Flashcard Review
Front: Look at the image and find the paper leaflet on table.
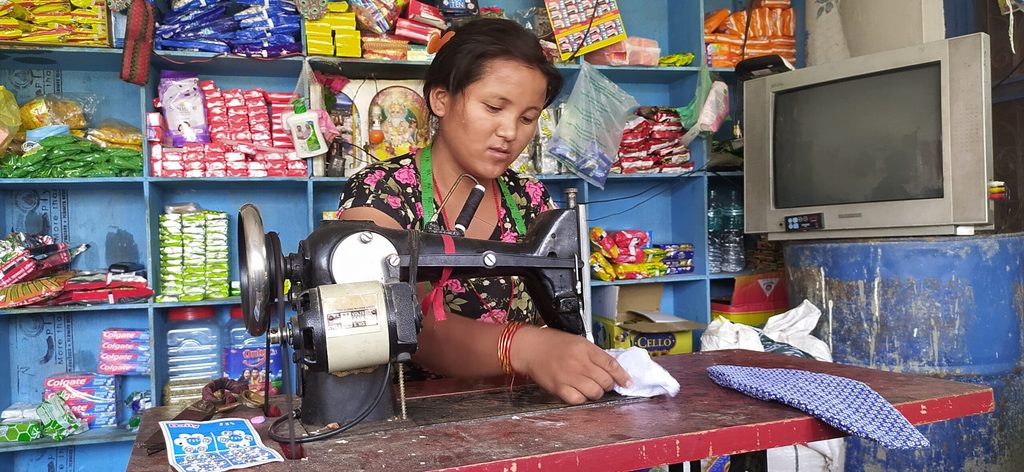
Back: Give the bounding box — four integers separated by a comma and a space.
159, 418, 282, 472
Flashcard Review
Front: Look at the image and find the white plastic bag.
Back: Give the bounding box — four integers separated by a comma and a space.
549, 63, 638, 188
701, 299, 844, 472
680, 80, 729, 146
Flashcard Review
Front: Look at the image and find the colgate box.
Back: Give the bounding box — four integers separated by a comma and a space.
98, 362, 151, 376
100, 339, 150, 353
56, 399, 118, 416
44, 373, 116, 391
77, 413, 119, 428
98, 350, 151, 364
102, 328, 150, 343
44, 387, 116, 403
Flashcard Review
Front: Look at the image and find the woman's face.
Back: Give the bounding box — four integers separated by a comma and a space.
431, 58, 547, 179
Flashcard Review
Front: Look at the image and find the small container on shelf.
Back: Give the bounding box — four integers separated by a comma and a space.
711, 271, 788, 326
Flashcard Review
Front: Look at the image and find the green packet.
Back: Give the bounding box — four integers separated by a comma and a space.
0, 420, 42, 442
36, 392, 88, 441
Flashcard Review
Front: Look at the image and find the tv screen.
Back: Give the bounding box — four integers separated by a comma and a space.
772, 63, 943, 209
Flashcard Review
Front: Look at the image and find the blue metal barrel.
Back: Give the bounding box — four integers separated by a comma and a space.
784, 233, 1024, 471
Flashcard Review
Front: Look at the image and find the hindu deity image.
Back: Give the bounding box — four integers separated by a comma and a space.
367, 86, 430, 160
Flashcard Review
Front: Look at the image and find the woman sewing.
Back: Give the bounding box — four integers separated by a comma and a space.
337, 18, 632, 405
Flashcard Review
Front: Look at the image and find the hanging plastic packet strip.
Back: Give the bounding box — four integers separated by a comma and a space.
234, 4, 296, 22
229, 33, 295, 47
238, 12, 300, 29
171, 0, 217, 13
174, 17, 238, 38
231, 42, 301, 57
157, 38, 231, 54
233, 23, 300, 38
158, 3, 227, 37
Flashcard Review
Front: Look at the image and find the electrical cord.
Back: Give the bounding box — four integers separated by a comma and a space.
267, 363, 393, 444
565, 0, 603, 62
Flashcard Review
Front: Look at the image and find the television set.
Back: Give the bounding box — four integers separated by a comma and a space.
744, 33, 993, 241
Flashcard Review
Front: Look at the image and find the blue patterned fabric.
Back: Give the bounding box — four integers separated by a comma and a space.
707, 365, 930, 450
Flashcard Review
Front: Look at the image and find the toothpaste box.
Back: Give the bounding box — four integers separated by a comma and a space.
64, 401, 118, 417
43, 373, 116, 391
99, 340, 151, 353
98, 362, 151, 376
44, 386, 116, 402
101, 328, 151, 343
98, 351, 151, 364
78, 413, 119, 428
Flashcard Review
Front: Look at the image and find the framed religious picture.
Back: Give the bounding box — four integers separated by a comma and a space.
367, 86, 431, 161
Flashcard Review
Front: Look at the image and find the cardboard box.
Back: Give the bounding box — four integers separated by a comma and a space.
591, 284, 704, 356
711, 271, 788, 326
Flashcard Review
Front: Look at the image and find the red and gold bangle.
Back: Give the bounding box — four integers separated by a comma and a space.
498, 322, 526, 375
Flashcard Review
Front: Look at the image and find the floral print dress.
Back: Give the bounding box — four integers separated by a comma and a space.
338, 155, 557, 326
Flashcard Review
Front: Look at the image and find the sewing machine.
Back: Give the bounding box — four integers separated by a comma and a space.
236, 188, 591, 445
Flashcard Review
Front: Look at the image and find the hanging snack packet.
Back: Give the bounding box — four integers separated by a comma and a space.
158, 71, 210, 146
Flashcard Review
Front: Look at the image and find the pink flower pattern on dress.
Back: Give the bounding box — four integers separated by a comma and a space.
394, 165, 417, 186
364, 170, 385, 189
387, 195, 402, 209
479, 309, 508, 324
525, 180, 544, 205
445, 279, 466, 293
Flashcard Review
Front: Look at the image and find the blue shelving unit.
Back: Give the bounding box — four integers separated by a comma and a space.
0, 1, 802, 470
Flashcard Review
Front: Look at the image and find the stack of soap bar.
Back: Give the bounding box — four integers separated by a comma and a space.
204, 211, 230, 299
157, 214, 184, 302
304, 3, 360, 57
181, 212, 207, 302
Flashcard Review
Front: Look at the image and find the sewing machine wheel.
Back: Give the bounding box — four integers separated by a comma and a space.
238, 203, 283, 337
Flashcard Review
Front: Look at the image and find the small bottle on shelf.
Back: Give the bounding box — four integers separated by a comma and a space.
720, 189, 746, 273
707, 188, 723, 274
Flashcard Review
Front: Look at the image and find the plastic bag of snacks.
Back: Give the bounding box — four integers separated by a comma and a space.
36, 392, 88, 441
350, 0, 406, 34
590, 252, 616, 282
549, 63, 638, 188
0, 135, 143, 178
158, 71, 210, 147
19, 95, 96, 130
85, 119, 143, 150
0, 271, 76, 309
589, 227, 619, 260
0, 86, 21, 154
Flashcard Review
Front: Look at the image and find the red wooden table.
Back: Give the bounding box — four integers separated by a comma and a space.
127, 350, 994, 471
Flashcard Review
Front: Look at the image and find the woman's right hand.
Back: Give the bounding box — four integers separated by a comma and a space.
510, 326, 633, 405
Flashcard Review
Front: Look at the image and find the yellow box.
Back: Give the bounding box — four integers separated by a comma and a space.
323, 13, 357, 29
306, 31, 332, 41
304, 21, 333, 35
593, 317, 694, 355
710, 309, 777, 327
327, 1, 349, 13
591, 284, 705, 356
335, 42, 361, 58
306, 39, 335, 56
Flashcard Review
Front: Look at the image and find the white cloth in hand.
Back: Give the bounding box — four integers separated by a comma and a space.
607, 347, 680, 398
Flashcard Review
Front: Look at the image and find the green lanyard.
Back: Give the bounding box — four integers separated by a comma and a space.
419, 146, 527, 235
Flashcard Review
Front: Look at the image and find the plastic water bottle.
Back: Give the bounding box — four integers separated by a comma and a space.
707, 189, 723, 274
720, 189, 746, 273
223, 306, 282, 395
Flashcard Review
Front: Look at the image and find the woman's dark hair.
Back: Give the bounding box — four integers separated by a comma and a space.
423, 17, 562, 115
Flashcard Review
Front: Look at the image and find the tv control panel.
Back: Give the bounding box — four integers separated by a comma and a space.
784, 213, 824, 231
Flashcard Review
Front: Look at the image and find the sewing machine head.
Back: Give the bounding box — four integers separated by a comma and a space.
237, 189, 590, 431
